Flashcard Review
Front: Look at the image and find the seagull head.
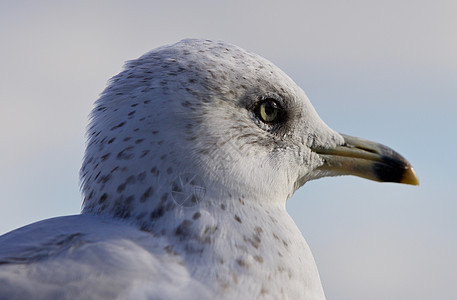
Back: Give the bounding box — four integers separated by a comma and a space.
80, 39, 418, 220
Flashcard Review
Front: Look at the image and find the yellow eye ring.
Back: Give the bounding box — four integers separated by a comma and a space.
259, 100, 279, 123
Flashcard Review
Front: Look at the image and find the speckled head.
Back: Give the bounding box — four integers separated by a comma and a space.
80, 39, 342, 222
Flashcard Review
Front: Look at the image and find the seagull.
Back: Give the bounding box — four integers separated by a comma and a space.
0, 39, 418, 299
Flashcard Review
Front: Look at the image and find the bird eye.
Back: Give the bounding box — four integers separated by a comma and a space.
256, 98, 284, 124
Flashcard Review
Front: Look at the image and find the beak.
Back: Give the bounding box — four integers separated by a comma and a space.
311, 134, 419, 185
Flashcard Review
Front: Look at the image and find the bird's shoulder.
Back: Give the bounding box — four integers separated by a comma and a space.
0, 214, 212, 299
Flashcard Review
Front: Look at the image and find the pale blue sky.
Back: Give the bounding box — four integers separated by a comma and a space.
1, 1, 456, 299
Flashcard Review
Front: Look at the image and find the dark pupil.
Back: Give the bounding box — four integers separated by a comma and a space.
264, 102, 275, 116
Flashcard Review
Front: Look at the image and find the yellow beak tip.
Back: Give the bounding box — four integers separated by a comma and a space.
400, 168, 420, 186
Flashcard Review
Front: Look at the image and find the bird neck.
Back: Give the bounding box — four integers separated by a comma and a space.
150, 198, 323, 298
82, 175, 324, 297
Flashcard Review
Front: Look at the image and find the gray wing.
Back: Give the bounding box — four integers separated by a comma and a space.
0, 215, 212, 299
